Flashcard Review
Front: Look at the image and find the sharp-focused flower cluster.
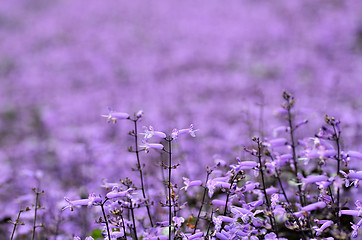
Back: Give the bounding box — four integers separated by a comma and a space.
59, 93, 362, 240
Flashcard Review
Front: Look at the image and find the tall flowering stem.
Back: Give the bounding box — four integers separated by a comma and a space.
100, 199, 111, 240
31, 188, 44, 240
254, 137, 278, 237
193, 168, 212, 234
129, 200, 138, 240
268, 154, 307, 240
10, 206, 27, 240
131, 116, 153, 227
283, 91, 305, 206
166, 137, 173, 240
326, 115, 342, 229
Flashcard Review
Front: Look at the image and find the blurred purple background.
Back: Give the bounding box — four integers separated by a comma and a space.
1, 0, 362, 238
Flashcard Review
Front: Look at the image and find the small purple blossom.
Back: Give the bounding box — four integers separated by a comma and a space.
101, 108, 130, 123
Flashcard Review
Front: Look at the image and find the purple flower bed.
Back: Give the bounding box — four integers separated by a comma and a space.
1, 1, 362, 239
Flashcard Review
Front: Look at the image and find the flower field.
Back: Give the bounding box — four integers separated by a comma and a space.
1, 1, 362, 239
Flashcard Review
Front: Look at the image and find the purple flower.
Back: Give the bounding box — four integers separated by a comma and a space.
63, 193, 102, 211
264, 232, 287, 240
313, 220, 333, 236
141, 126, 167, 139
101, 108, 130, 123
106, 187, 133, 199
351, 219, 362, 238
171, 124, 198, 139
139, 140, 164, 153
172, 216, 184, 229
267, 138, 287, 148
347, 151, 362, 160
181, 177, 202, 191
301, 201, 326, 212
232, 159, 257, 171
206, 177, 231, 198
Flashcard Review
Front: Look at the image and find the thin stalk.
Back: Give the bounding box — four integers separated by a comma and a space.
10, 208, 23, 240
167, 139, 172, 240
287, 106, 305, 207
256, 139, 278, 237
219, 174, 238, 232
133, 119, 153, 227
273, 161, 307, 240
222, 175, 237, 217
193, 170, 211, 233
54, 211, 62, 240
129, 201, 138, 240
205, 209, 215, 239
120, 213, 127, 240
100, 199, 111, 240
332, 123, 341, 228
32, 190, 40, 240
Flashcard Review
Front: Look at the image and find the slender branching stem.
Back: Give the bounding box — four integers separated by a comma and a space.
286, 106, 305, 207
132, 118, 153, 227
256, 138, 278, 237
205, 209, 215, 239
120, 213, 127, 239
193, 169, 211, 233
10, 207, 24, 240
129, 200, 138, 240
332, 123, 341, 228
32, 189, 41, 240
222, 174, 238, 217
167, 138, 173, 240
100, 199, 111, 240
272, 158, 307, 240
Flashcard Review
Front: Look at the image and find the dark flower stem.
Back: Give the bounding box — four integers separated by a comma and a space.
271, 157, 306, 240
132, 118, 153, 227
166, 138, 173, 240
120, 213, 127, 239
193, 169, 211, 234
332, 123, 341, 229
205, 209, 215, 238
286, 106, 305, 207
100, 199, 111, 240
129, 200, 138, 240
256, 138, 278, 237
10, 207, 24, 240
32, 189, 41, 240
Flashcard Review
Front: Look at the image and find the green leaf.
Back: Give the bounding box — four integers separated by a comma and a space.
90, 229, 103, 239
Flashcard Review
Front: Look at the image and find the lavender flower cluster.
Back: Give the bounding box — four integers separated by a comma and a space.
46, 92, 360, 240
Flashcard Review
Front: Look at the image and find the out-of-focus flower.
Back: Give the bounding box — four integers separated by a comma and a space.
173, 216, 184, 229
181, 177, 202, 191
301, 201, 326, 212
101, 108, 130, 123
141, 126, 167, 139
139, 140, 164, 153
312, 220, 333, 236
106, 187, 134, 199
136, 110, 144, 119
351, 219, 362, 238
171, 124, 198, 140
63, 193, 101, 211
